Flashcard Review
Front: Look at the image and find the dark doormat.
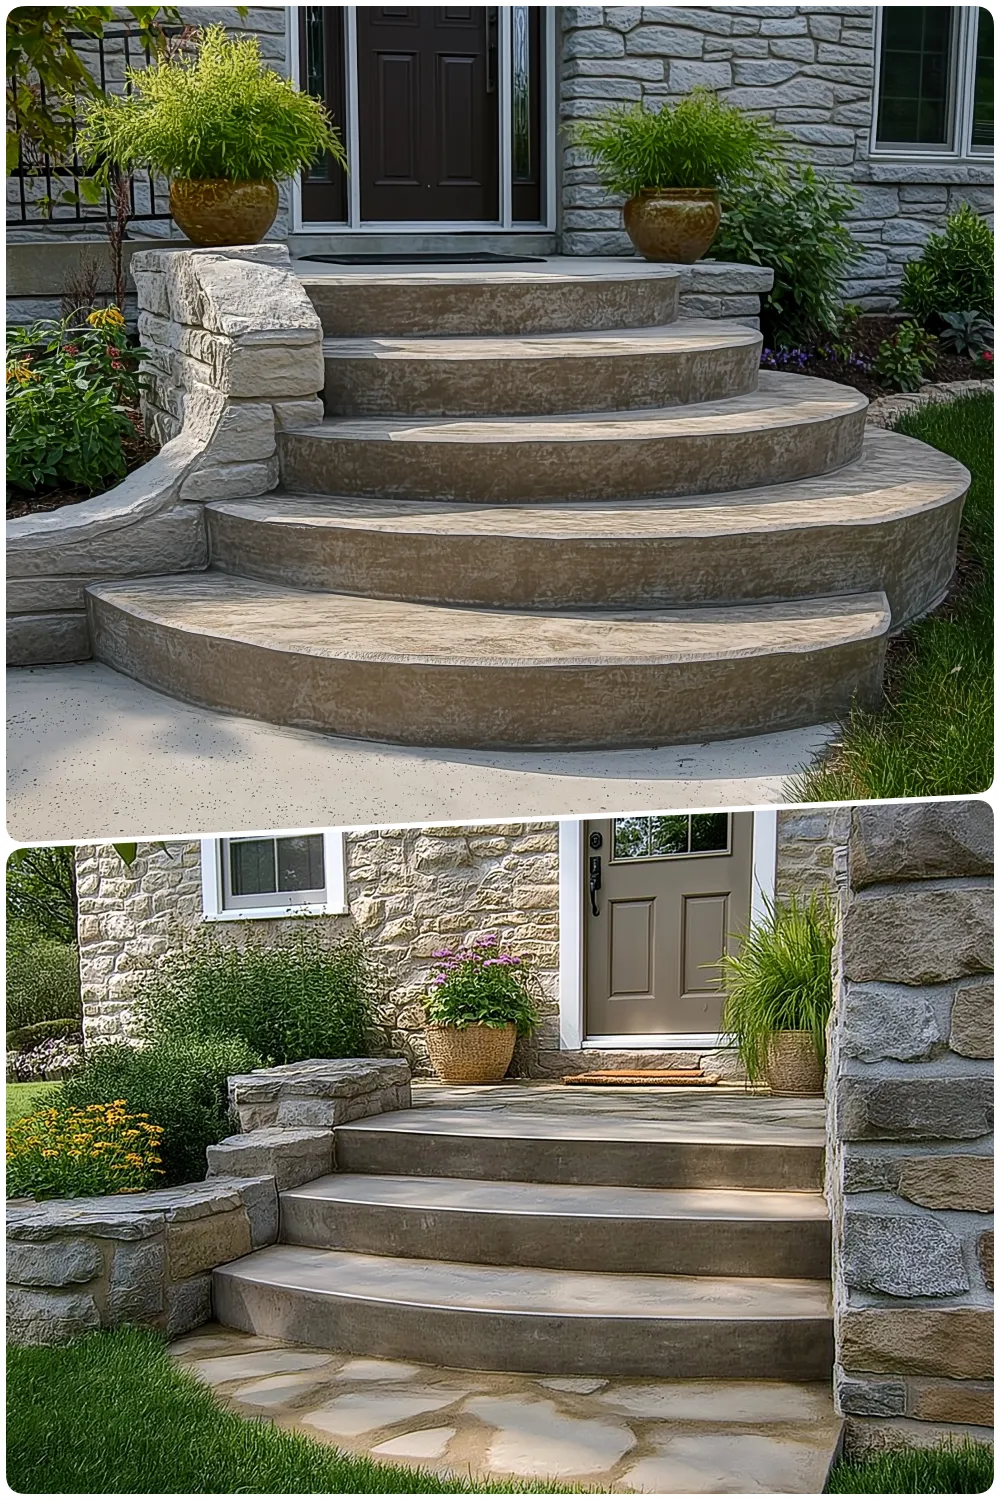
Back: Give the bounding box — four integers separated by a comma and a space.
298, 252, 548, 266
563, 1069, 722, 1087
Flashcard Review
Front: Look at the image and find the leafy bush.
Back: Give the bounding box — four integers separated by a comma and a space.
424, 935, 541, 1034
712, 165, 859, 345
60, 1035, 259, 1186
6, 307, 144, 495
937, 309, 994, 356
567, 89, 784, 196
137, 926, 378, 1066
7, 1100, 165, 1200
873, 320, 938, 392
720, 895, 835, 1085
5, 924, 81, 1032
79, 25, 346, 183
7, 1019, 81, 1051
900, 204, 994, 324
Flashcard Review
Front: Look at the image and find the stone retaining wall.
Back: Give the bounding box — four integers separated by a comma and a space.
827, 800, 994, 1454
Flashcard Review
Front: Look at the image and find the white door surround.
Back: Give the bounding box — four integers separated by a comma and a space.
557, 812, 778, 1052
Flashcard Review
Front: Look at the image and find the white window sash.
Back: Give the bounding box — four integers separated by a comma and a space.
201, 830, 347, 922
871, 5, 992, 161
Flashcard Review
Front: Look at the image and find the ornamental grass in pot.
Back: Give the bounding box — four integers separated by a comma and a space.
423, 935, 541, 1085
79, 26, 346, 247
720, 893, 835, 1096
569, 89, 784, 263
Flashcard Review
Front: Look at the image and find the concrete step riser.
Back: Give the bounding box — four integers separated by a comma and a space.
205, 495, 962, 624
334, 1131, 825, 1191
302, 278, 680, 337
278, 410, 867, 503
322, 341, 762, 418
86, 593, 886, 749
212, 1271, 834, 1380
279, 1197, 833, 1278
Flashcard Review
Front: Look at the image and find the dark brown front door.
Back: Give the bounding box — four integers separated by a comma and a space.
585, 813, 753, 1038
356, 7, 499, 222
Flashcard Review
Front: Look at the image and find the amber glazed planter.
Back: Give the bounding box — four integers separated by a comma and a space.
623, 188, 721, 264
169, 178, 279, 247
425, 1024, 517, 1085
765, 1031, 824, 1096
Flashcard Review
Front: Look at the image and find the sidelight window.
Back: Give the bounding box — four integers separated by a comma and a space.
874, 7, 993, 156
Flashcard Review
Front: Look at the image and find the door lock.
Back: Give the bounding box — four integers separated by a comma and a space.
588, 854, 602, 917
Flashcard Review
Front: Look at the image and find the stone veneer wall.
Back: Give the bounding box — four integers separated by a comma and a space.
560, 6, 993, 308
827, 800, 993, 1455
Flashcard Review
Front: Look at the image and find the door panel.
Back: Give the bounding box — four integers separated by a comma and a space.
584, 813, 753, 1038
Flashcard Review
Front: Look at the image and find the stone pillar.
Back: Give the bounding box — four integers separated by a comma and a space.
828, 801, 993, 1454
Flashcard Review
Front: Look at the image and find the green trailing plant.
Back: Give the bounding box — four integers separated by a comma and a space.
899, 204, 994, 324
5, 924, 82, 1032
937, 309, 994, 357
567, 89, 785, 196
424, 935, 541, 1034
720, 894, 835, 1085
137, 925, 379, 1065
873, 320, 938, 393
59, 1034, 260, 1185
78, 25, 347, 183
712, 165, 860, 345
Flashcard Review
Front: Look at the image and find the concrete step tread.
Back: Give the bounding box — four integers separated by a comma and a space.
295, 256, 682, 289
339, 1107, 826, 1149
86, 576, 890, 666
211, 429, 967, 540
288, 372, 865, 443
283, 1173, 830, 1222
219, 1244, 832, 1320
322, 319, 760, 362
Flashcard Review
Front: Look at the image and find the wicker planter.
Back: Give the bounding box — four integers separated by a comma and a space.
623, 188, 721, 263
765, 1031, 824, 1096
169, 178, 279, 247
424, 1024, 517, 1085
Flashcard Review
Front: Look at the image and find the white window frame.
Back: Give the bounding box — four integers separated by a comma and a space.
287, 5, 558, 233
201, 829, 347, 922
871, 5, 993, 161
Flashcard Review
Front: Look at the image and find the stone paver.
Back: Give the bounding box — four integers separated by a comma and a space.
170, 1325, 842, 1493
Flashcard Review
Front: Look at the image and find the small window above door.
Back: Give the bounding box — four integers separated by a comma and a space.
611, 813, 731, 862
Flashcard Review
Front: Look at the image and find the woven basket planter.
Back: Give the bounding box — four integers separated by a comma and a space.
424, 1024, 517, 1085
765, 1031, 824, 1096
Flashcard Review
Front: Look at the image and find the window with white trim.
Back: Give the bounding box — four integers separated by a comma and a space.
873, 6, 993, 157
200, 830, 347, 920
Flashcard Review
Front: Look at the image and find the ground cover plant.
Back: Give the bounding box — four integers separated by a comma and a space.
7, 1328, 568, 1495
795, 391, 993, 800
826, 1436, 993, 1494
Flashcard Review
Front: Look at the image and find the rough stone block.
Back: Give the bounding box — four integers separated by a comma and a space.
108, 1237, 166, 1321
179, 456, 279, 502
851, 803, 993, 887
909, 1379, 994, 1427
836, 1373, 906, 1417
841, 982, 942, 1062
843, 1152, 900, 1194
206, 1128, 333, 1192
977, 1230, 993, 1290
8, 1286, 102, 1345
842, 887, 993, 985
837, 1075, 993, 1142
166, 1207, 251, 1281
272, 397, 325, 430
236, 1176, 280, 1249
949, 979, 994, 1059
227, 338, 326, 400
202, 402, 276, 465
840, 1308, 993, 1379
166, 1273, 212, 1338
898, 1154, 993, 1213
667, 59, 731, 89
5, 1237, 103, 1288
626, 25, 703, 57
843, 1211, 969, 1297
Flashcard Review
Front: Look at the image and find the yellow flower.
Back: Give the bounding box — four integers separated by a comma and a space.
6, 359, 37, 385
86, 305, 126, 331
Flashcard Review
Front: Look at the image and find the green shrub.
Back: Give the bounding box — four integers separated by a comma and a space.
6, 307, 143, 495
720, 895, 835, 1085
60, 1035, 260, 1186
712, 165, 859, 345
6, 1018, 81, 1051
424, 936, 541, 1034
79, 25, 346, 183
7, 1100, 165, 1200
137, 925, 379, 1066
900, 204, 994, 324
567, 89, 784, 196
5, 923, 81, 1031
938, 308, 994, 356
873, 320, 938, 392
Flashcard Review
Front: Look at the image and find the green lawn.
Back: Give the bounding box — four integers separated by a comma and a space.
7, 1328, 568, 1494
826, 1437, 993, 1494
794, 391, 993, 801
5, 1081, 59, 1125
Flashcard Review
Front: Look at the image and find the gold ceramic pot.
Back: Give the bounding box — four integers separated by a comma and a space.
424, 1024, 517, 1085
623, 188, 721, 264
764, 1031, 824, 1096
169, 178, 279, 247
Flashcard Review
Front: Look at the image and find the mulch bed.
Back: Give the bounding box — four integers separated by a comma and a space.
6, 416, 158, 520
765, 313, 992, 400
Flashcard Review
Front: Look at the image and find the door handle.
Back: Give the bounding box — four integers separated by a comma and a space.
486, 7, 498, 94
589, 855, 602, 917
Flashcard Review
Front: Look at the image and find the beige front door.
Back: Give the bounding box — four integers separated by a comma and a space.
584, 812, 753, 1039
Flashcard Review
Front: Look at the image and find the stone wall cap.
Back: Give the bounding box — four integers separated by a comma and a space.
6, 1175, 274, 1238
229, 1057, 411, 1102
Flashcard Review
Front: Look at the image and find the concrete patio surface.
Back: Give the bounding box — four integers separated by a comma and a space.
170, 1324, 843, 1493
6, 661, 834, 841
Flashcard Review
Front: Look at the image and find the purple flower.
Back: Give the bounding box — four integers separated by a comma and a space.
431, 947, 454, 959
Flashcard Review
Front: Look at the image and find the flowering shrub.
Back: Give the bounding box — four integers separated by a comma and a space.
761, 345, 871, 376
424, 935, 541, 1034
7, 1034, 84, 1084
873, 321, 938, 393
7, 1100, 165, 1200
6, 306, 146, 496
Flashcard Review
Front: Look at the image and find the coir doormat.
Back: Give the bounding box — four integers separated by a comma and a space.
563, 1069, 721, 1087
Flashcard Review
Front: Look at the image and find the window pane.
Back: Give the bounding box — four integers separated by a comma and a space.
275, 835, 325, 893
650, 815, 689, 856
973, 8, 994, 149
877, 6, 955, 146
613, 817, 650, 860
690, 813, 730, 853
230, 839, 277, 896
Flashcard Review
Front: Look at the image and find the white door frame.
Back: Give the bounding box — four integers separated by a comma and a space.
288, 6, 558, 234
557, 812, 778, 1052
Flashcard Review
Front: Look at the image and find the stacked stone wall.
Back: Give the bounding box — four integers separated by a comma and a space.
827, 801, 993, 1454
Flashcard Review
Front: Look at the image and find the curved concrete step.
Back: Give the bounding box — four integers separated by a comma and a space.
280, 1173, 832, 1278
296, 257, 680, 337
322, 321, 763, 416
213, 1244, 834, 1378
334, 1110, 825, 1190
208, 429, 966, 625
86, 575, 888, 749
279, 373, 868, 502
